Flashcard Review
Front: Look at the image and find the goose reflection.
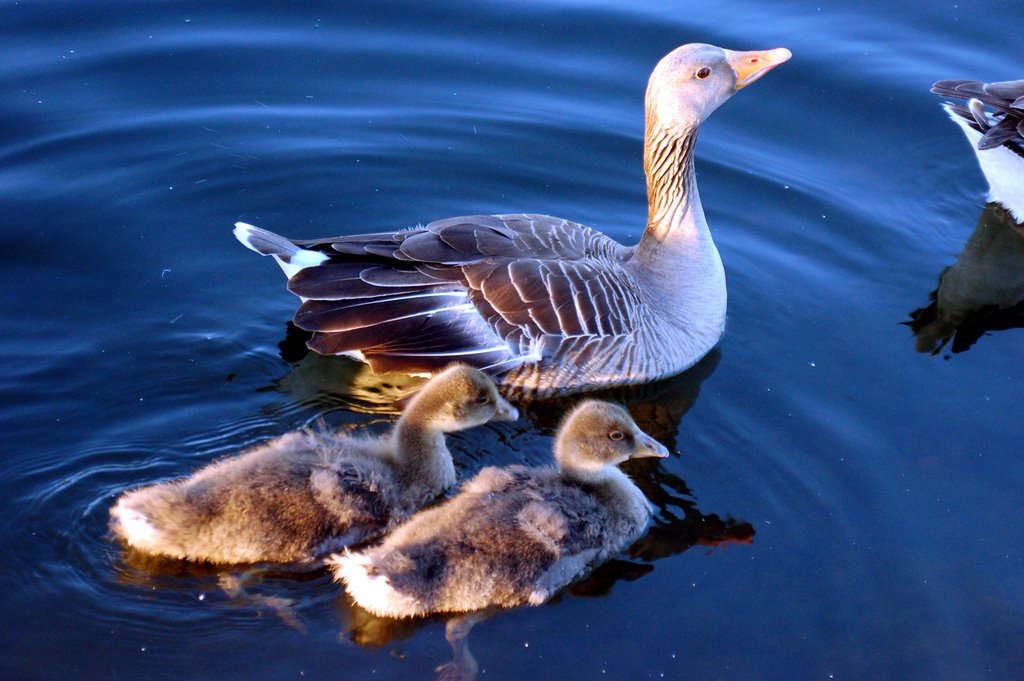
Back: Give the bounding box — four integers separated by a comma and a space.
907, 203, 1024, 355
909, 78, 1024, 355
273, 322, 426, 414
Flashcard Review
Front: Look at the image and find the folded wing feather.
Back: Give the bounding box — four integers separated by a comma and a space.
259, 214, 643, 376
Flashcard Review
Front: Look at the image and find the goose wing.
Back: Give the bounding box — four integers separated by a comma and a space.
933, 79, 1024, 151
252, 213, 643, 376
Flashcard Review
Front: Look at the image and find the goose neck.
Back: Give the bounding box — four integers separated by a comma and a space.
634, 125, 710, 262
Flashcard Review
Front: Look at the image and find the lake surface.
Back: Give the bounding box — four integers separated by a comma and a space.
3, 1, 1023, 679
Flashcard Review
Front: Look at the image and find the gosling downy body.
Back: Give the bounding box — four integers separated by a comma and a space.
332, 400, 669, 617
109, 365, 517, 564
235, 43, 791, 398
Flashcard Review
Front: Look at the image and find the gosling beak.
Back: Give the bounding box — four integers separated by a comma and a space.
492, 396, 519, 422
724, 47, 792, 90
630, 433, 670, 459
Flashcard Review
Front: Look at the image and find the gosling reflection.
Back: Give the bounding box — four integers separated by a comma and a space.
113, 548, 329, 631
434, 615, 483, 681
907, 203, 1024, 355
335, 603, 485, 681
335, 592, 426, 647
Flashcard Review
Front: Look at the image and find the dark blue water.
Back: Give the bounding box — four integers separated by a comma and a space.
3, 1, 1023, 679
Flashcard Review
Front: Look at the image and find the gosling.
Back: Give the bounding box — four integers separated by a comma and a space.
109, 365, 518, 564
331, 400, 668, 617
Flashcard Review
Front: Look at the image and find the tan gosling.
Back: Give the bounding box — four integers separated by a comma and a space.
109, 365, 517, 564
331, 400, 667, 616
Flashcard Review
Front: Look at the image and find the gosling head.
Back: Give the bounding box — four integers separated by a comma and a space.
646, 43, 791, 134
554, 401, 669, 481
404, 364, 518, 432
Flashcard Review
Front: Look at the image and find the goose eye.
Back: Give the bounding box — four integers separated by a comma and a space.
695, 66, 711, 80
476, 394, 490, 405
609, 430, 625, 441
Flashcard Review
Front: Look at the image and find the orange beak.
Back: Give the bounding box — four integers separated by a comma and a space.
724, 47, 792, 89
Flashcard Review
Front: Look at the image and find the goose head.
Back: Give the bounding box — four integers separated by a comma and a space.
403, 364, 518, 432
646, 43, 792, 134
554, 401, 669, 481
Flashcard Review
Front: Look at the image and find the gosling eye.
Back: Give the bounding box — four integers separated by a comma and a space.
695, 66, 711, 80
476, 394, 490, 405
608, 430, 625, 441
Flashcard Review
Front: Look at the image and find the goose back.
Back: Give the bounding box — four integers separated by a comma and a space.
245, 212, 714, 397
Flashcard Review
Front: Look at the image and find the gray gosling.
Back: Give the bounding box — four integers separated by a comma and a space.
109, 365, 518, 564
331, 400, 668, 617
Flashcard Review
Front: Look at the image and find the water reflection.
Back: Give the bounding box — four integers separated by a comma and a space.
907, 203, 1024, 355
273, 322, 425, 414
335, 604, 485, 681
114, 547, 332, 632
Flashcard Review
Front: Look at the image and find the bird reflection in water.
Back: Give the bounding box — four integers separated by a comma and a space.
273, 321, 427, 414
113, 548, 328, 632
907, 204, 1024, 355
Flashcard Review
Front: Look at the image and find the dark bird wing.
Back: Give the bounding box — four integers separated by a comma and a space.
253, 214, 644, 378
933, 79, 1024, 151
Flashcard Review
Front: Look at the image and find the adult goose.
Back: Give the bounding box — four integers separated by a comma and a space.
236, 43, 791, 397
331, 400, 668, 617
932, 78, 1024, 223
109, 365, 517, 565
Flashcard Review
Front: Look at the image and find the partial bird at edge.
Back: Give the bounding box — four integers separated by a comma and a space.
933, 78, 1024, 223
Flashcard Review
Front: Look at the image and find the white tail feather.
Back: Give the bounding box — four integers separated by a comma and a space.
233, 222, 329, 279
